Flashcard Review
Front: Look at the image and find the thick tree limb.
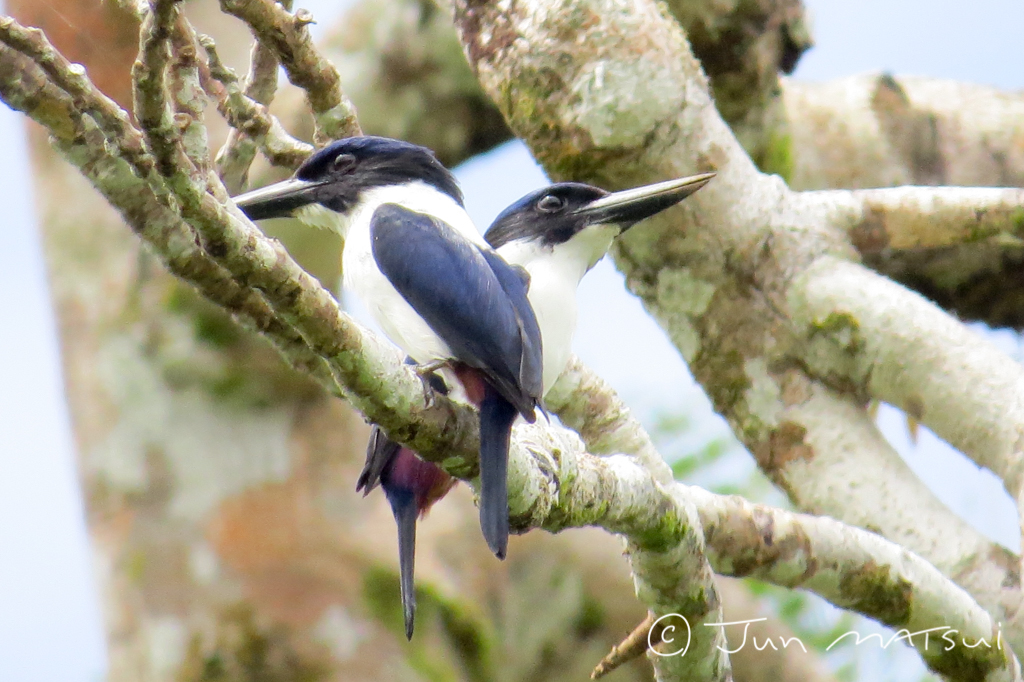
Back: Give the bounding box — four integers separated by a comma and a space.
695, 488, 1018, 681
815, 186, 1024, 254
552, 352, 1024, 659
315, 0, 812, 170
784, 74, 1024, 328
785, 74, 1024, 191
664, 0, 811, 177
219, 0, 360, 143
786, 257, 1024, 537
518, 396, 1019, 680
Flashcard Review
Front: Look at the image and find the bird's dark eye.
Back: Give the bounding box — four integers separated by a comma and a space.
331, 154, 356, 174
537, 195, 566, 213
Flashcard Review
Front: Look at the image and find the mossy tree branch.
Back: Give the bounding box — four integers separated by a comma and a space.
219, 0, 360, 143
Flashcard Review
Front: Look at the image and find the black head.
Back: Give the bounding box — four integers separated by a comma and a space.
234, 136, 463, 220
485, 173, 716, 249
485, 183, 608, 248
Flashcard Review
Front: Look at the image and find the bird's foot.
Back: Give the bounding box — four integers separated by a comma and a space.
414, 359, 448, 377
414, 361, 451, 401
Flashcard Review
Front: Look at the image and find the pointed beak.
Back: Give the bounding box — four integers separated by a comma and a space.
574, 172, 716, 230
232, 177, 323, 220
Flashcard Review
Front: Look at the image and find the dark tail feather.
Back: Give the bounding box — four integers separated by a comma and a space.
393, 498, 418, 640
358, 426, 400, 495
478, 384, 518, 560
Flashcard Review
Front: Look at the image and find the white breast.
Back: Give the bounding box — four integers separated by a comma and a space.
337, 182, 485, 364
497, 225, 618, 394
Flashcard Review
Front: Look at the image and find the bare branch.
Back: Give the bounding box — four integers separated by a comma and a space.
219, 0, 360, 143
133, 0, 192, 180
547, 356, 674, 483
309, 0, 511, 167
212, 22, 300, 189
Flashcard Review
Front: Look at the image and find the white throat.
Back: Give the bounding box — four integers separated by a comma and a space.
294, 181, 482, 245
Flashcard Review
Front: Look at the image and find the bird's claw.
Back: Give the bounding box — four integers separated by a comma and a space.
414, 360, 447, 377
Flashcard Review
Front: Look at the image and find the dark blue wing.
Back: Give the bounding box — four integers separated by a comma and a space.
370, 203, 542, 418
478, 249, 543, 403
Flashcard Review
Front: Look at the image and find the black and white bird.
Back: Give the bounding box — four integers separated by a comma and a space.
233, 136, 544, 566
484, 173, 715, 391
356, 170, 714, 637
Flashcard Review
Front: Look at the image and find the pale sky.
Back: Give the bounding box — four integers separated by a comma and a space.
1, 0, 1023, 680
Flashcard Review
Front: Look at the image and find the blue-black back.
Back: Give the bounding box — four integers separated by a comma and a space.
370, 204, 543, 418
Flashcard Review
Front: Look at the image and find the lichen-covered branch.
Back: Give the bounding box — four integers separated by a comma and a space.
550, 351, 1024, 657
547, 356, 674, 484
313, 0, 812, 171
693, 488, 1020, 682
133, 0, 191, 179
785, 74, 1024, 191
787, 256, 1024, 539
308, 0, 512, 168
784, 74, 1024, 328
199, 31, 313, 180
0, 15, 150, 170
214, 0, 292, 190
504, 419, 1021, 680
664, 0, 812, 176
219, 0, 360, 143
813, 185, 1024, 254
549, 353, 1022, 680
449, 0, 1024, 664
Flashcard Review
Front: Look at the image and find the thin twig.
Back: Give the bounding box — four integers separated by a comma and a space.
591, 614, 661, 679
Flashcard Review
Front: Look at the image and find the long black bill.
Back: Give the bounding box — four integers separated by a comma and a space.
232, 178, 322, 220
574, 172, 716, 229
